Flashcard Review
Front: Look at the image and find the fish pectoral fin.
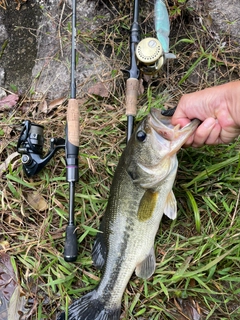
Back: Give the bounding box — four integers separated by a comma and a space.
137, 190, 158, 222
163, 190, 177, 220
92, 224, 107, 270
135, 247, 156, 279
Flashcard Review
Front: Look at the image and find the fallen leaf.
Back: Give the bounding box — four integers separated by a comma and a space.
102, 103, 115, 111
0, 253, 17, 319
0, 291, 8, 320
0, 253, 29, 320
0, 253, 17, 293
38, 99, 48, 114
0, 94, 19, 111
27, 191, 48, 211
2, 125, 13, 138
48, 97, 66, 112
8, 286, 28, 320
173, 298, 201, 320
88, 82, 109, 98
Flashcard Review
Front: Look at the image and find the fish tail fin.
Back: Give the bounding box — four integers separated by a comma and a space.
58, 290, 121, 320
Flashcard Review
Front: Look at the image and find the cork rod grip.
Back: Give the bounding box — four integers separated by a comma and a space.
125, 78, 139, 116
67, 99, 79, 147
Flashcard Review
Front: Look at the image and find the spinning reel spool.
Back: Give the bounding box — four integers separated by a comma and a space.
136, 37, 165, 75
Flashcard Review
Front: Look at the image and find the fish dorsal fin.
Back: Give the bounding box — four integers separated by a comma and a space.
92, 223, 107, 270
164, 190, 177, 220
135, 247, 156, 279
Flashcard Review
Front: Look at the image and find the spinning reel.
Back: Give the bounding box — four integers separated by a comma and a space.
17, 120, 65, 177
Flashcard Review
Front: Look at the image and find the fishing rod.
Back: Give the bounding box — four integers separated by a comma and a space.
125, 0, 175, 141
125, 0, 140, 142
17, 1, 79, 263
64, 0, 79, 262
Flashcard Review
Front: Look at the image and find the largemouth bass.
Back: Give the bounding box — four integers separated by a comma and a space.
59, 108, 199, 320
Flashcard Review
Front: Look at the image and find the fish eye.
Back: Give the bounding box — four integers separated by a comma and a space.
136, 130, 147, 142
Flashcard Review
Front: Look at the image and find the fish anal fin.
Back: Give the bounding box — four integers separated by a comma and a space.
92, 225, 107, 270
137, 190, 159, 222
164, 190, 177, 220
135, 247, 156, 279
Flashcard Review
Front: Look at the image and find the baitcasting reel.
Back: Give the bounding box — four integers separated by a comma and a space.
136, 37, 165, 75
17, 120, 65, 177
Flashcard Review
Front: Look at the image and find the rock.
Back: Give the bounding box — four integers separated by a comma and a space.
0, 20, 8, 43
209, 0, 240, 44
0, 1, 41, 94
0, 67, 6, 98
0, 0, 112, 100
31, 0, 112, 101
188, 0, 240, 45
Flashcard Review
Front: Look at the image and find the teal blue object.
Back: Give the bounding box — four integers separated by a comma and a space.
154, 0, 171, 55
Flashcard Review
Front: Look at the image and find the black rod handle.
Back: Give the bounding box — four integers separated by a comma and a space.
64, 224, 78, 262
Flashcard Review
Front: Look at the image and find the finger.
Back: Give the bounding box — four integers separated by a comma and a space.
171, 117, 190, 128
205, 122, 221, 145
183, 135, 195, 147
172, 92, 205, 126
220, 127, 240, 144
191, 118, 217, 147
171, 97, 192, 127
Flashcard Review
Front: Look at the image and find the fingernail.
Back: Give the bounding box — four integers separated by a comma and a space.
203, 118, 216, 128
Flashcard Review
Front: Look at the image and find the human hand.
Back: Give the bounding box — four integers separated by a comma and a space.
171, 81, 240, 147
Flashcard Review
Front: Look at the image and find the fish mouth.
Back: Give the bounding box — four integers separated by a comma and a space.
149, 107, 200, 149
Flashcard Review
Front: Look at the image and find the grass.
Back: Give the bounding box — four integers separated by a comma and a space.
1, 0, 240, 319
